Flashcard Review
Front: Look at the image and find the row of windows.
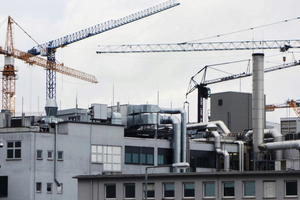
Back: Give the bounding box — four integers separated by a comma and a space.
36, 182, 63, 194
6, 141, 63, 161
103, 180, 298, 199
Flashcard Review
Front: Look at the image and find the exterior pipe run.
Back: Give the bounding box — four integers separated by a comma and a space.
234, 141, 244, 171
211, 130, 230, 172
187, 120, 231, 135
259, 140, 300, 151
246, 129, 283, 160
54, 121, 60, 186
160, 108, 187, 172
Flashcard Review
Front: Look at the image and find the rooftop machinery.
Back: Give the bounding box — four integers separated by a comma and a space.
0, 16, 98, 115
27, 0, 180, 100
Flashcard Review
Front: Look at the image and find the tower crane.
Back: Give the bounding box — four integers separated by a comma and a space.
0, 16, 98, 115
27, 0, 180, 100
266, 99, 300, 117
96, 40, 300, 122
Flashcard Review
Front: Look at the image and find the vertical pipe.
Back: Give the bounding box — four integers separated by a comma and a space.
252, 53, 265, 153
54, 121, 60, 186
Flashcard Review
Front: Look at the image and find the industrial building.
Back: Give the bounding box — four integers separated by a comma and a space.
0, 53, 300, 200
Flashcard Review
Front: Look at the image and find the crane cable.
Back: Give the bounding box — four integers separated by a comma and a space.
186, 17, 300, 43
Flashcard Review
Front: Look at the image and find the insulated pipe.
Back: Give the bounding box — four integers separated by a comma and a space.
160, 108, 187, 166
245, 129, 283, 160
234, 141, 244, 171
252, 53, 265, 153
54, 121, 60, 186
160, 115, 181, 173
187, 120, 231, 135
259, 140, 300, 151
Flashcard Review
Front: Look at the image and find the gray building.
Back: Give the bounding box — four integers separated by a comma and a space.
75, 170, 300, 200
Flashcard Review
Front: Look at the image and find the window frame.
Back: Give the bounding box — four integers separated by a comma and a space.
163, 182, 175, 198
57, 183, 63, 194
7, 141, 21, 160
36, 150, 43, 160
124, 183, 135, 199
125, 146, 154, 166
223, 181, 235, 198
47, 150, 53, 160
263, 180, 276, 198
243, 181, 255, 198
143, 183, 155, 199
57, 151, 63, 161
47, 183, 52, 194
183, 182, 195, 198
105, 184, 116, 199
285, 180, 297, 197
36, 182, 42, 193
91, 145, 121, 172
203, 182, 215, 198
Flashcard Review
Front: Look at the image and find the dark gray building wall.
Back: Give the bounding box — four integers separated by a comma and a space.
210, 92, 252, 132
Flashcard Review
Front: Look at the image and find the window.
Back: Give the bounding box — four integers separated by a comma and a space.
91, 145, 121, 172
144, 183, 155, 199
263, 181, 275, 198
106, 184, 116, 199
223, 182, 234, 197
190, 150, 216, 171
37, 150, 43, 160
158, 148, 173, 165
0, 176, 8, 197
36, 182, 42, 193
125, 146, 154, 165
285, 181, 297, 197
57, 183, 63, 194
7, 141, 21, 159
47, 151, 53, 160
164, 183, 174, 198
218, 99, 223, 106
184, 182, 195, 198
204, 182, 215, 197
244, 181, 255, 197
47, 183, 52, 193
124, 183, 135, 199
58, 151, 63, 161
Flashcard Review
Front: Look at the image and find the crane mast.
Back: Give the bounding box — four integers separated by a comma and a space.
27, 0, 180, 100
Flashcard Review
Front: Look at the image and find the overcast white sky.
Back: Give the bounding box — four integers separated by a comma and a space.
1, 0, 300, 124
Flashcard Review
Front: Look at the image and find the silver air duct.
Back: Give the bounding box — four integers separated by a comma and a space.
252, 53, 265, 152
45, 99, 58, 117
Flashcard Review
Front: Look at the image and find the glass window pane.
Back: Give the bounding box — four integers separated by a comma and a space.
224, 182, 234, 197
7, 142, 13, 148
132, 153, 139, 164
113, 155, 121, 163
97, 146, 102, 153
204, 182, 215, 197
158, 155, 164, 165
147, 154, 153, 164
97, 154, 102, 162
107, 146, 112, 154
15, 141, 21, 147
264, 181, 275, 198
47, 183, 52, 193
91, 154, 97, 162
244, 182, 255, 197
15, 149, 21, 158
125, 184, 135, 198
91, 145, 97, 153
7, 149, 13, 158
106, 184, 116, 198
125, 153, 131, 163
113, 146, 121, 154
140, 154, 146, 164
37, 150, 42, 158
184, 183, 195, 197
164, 183, 174, 197
286, 181, 297, 196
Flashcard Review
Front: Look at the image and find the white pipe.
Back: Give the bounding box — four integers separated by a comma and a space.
259, 140, 300, 151
234, 141, 244, 171
54, 121, 60, 186
252, 53, 265, 152
187, 120, 231, 135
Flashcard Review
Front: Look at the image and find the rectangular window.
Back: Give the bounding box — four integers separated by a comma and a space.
124, 183, 135, 199
47, 183, 52, 193
106, 184, 116, 199
286, 181, 297, 197
144, 183, 155, 198
47, 151, 53, 160
92, 145, 121, 172
204, 182, 215, 197
7, 141, 21, 159
223, 182, 234, 197
263, 181, 276, 198
57, 183, 63, 194
57, 151, 63, 161
244, 181, 255, 197
37, 150, 43, 160
164, 183, 174, 198
0, 176, 8, 197
158, 148, 173, 165
184, 182, 195, 198
218, 99, 223, 106
36, 182, 42, 193
125, 146, 154, 165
